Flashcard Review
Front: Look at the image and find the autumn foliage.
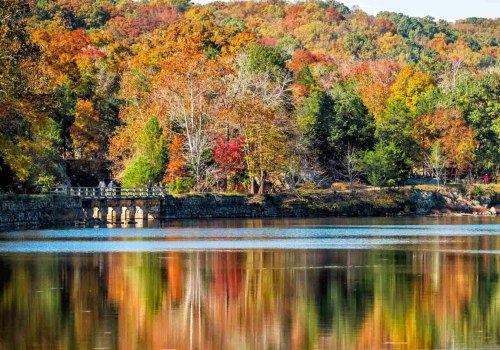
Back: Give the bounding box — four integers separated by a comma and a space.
1, 0, 499, 191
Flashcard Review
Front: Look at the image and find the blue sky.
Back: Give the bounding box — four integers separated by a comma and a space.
194, 0, 500, 22
339, 0, 500, 21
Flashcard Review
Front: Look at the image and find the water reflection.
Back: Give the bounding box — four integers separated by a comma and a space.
0, 247, 499, 349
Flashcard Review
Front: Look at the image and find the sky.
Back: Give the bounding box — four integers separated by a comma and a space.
316, 0, 500, 22
193, 0, 500, 22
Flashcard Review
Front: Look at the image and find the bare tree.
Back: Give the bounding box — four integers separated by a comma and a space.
425, 143, 447, 189
332, 144, 363, 191
153, 53, 230, 188
232, 52, 293, 111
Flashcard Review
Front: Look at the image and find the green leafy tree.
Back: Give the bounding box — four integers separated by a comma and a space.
450, 74, 500, 173
242, 44, 288, 75
122, 116, 167, 187
362, 142, 412, 186
377, 97, 417, 159
328, 82, 375, 152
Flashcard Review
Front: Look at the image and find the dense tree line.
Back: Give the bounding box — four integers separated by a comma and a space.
0, 0, 498, 192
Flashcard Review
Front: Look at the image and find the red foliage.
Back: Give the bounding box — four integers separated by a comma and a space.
326, 6, 341, 21
283, 5, 306, 31
213, 136, 245, 177
260, 37, 278, 47
288, 50, 319, 75
373, 17, 397, 34
107, 3, 181, 42
81, 47, 106, 61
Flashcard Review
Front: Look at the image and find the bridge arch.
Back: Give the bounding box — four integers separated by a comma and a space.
81, 196, 160, 223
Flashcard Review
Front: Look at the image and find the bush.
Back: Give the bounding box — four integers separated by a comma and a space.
472, 185, 485, 198
122, 156, 160, 187
362, 142, 412, 186
34, 175, 58, 192
167, 177, 195, 194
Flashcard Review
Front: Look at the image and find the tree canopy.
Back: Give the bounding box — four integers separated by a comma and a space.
1, 0, 499, 191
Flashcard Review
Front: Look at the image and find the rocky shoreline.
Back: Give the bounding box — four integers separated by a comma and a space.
0, 189, 498, 231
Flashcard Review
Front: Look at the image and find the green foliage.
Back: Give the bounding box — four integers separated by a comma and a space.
450, 73, 500, 172
34, 175, 58, 191
242, 44, 288, 75
297, 66, 315, 88
472, 185, 485, 198
362, 142, 412, 186
156, 0, 192, 12
167, 177, 195, 194
343, 34, 374, 59
140, 116, 168, 161
297, 90, 330, 140
122, 156, 155, 187
377, 97, 416, 157
328, 82, 375, 150
122, 116, 168, 187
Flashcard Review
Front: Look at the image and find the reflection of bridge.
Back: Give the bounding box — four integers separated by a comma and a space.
47, 187, 167, 223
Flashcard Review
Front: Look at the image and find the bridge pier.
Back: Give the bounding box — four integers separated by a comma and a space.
84, 208, 93, 221
99, 205, 108, 222
141, 202, 150, 221
128, 204, 137, 224
113, 206, 123, 223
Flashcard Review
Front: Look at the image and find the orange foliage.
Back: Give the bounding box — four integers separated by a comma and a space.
349, 60, 402, 119
165, 135, 187, 182
70, 99, 103, 158
32, 25, 90, 84
288, 50, 321, 76
413, 109, 477, 172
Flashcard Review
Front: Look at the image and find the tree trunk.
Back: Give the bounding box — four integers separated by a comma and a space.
258, 171, 265, 194
250, 176, 257, 195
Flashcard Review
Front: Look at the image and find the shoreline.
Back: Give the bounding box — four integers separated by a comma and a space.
0, 188, 498, 231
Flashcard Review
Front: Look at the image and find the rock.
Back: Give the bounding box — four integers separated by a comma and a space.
490, 207, 497, 215
408, 190, 443, 215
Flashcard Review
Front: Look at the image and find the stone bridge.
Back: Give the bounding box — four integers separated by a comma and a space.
82, 198, 163, 223
48, 187, 166, 223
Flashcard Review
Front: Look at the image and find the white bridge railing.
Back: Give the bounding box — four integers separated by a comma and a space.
45, 187, 168, 199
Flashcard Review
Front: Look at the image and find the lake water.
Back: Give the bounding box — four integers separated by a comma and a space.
0, 217, 499, 349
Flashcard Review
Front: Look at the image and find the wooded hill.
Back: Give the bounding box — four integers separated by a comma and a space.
1, 0, 499, 193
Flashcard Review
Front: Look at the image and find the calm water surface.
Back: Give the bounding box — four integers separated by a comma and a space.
0, 217, 499, 349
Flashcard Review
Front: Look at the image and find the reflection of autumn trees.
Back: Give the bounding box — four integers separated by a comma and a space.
0, 254, 116, 349
355, 244, 496, 350
1, 243, 500, 349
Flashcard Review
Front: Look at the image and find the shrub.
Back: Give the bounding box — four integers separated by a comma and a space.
361, 142, 412, 186
168, 177, 195, 194
472, 185, 485, 198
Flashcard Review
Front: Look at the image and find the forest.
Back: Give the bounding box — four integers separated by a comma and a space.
0, 0, 499, 193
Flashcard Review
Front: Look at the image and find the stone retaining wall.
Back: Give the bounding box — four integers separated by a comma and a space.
0, 190, 497, 231
159, 191, 408, 219
0, 195, 83, 231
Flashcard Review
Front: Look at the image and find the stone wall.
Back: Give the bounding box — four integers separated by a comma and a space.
160, 190, 498, 219
1, 189, 497, 231
0, 195, 83, 231
159, 191, 408, 219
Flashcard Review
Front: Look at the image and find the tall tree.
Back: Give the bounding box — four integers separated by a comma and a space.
122, 116, 167, 186
0, 0, 63, 189
152, 37, 232, 187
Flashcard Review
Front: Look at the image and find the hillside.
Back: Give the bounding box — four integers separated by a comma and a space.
0, 0, 498, 193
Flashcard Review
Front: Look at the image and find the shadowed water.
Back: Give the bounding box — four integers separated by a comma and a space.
0, 217, 499, 349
